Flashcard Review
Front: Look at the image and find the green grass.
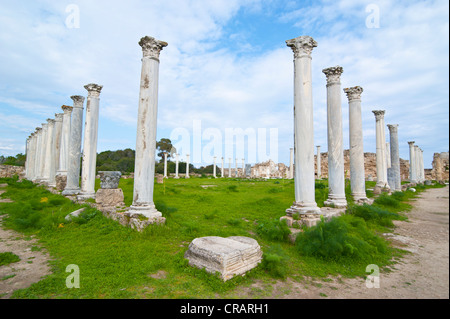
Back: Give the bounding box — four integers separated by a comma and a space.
0, 176, 436, 298
0, 252, 21, 266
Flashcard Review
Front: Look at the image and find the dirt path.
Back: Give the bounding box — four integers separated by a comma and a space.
269, 185, 449, 299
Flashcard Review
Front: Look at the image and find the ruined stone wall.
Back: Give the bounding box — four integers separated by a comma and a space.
431, 152, 449, 181
0, 164, 25, 178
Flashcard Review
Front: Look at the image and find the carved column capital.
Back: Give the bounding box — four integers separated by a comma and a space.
55, 113, 64, 121
71, 95, 85, 107
344, 86, 363, 101
61, 105, 73, 113
387, 124, 398, 133
84, 83, 103, 98
322, 66, 344, 85
372, 110, 385, 121
139, 36, 168, 60
286, 35, 317, 58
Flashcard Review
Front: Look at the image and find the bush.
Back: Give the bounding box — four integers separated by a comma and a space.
256, 219, 291, 242
261, 245, 289, 279
347, 203, 405, 228
295, 215, 389, 262
373, 194, 400, 208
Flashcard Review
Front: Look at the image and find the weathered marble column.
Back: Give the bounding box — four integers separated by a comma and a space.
387, 124, 401, 191
163, 152, 168, 178
57, 105, 73, 176
408, 141, 417, 183
316, 146, 321, 179
241, 159, 245, 177
185, 154, 190, 179
36, 122, 48, 182
323, 66, 347, 208
221, 157, 224, 178
48, 114, 64, 187
25, 134, 34, 180
175, 153, 179, 179
289, 148, 294, 179
372, 110, 390, 193
78, 84, 103, 200
33, 127, 42, 182
285, 35, 320, 214
420, 148, 425, 182
130, 36, 167, 218
344, 86, 369, 202
228, 158, 232, 177
212, 156, 216, 178
235, 158, 238, 177
62, 95, 85, 195
414, 145, 421, 183
42, 118, 55, 184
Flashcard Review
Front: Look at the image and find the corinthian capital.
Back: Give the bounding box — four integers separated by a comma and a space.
139, 36, 168, 60
84, 83, 103, 98
286, 36, 317, 58
71, 95, 85, 108
407, 141, 415, 146
387, 124, 398, 133
372, 110, 385, 121
344, 86, 363, 101
322, 66, 343, 85
61, 105, 73, 113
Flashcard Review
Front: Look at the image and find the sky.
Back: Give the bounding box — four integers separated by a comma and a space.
0, 0, 448, 169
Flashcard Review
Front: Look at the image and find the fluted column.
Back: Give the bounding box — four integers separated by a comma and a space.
33, 127, 42, 182
316, 146, 321, 179
130, 36, 167, 218
372, 110, 390, 193
78, 84, 102, 199
345, 86, 369, 202
163, 152, 168, 178
408, 141, 417, 183
285, 35, 320, 214
26, 133, 34, 180
36, 122, 48, 182
62, 95, 85, 195
289, 148, 294, 179
420, 149, 425, 182
48, 114, 63, 187
175, 153, 179, 179
387, 124, 401, 191
185, 154, 190, 179
323, 66, 346, 208
57, 105, 73, 176
42, 118, 55, 184
414, 145, 421, 183
221, 157, 224, 178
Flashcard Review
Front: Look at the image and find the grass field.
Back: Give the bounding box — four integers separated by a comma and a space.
0, 175, 442, 298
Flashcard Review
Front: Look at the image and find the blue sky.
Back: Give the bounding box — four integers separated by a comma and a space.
0, 0, 448, 168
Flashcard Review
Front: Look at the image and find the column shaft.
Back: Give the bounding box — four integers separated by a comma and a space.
57, 106, 73, 176
387, 124, 401, 191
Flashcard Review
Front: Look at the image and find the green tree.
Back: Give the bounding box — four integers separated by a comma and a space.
156, 138, 174, 163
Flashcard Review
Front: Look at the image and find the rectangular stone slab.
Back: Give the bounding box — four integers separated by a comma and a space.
184, 236, 262, 281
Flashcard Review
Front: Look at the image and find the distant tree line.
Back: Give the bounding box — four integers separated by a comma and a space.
0, 153, 26, 166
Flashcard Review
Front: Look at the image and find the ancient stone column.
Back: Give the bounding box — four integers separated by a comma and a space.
372, 110, 390, 193
62, 95, 85, 195
235, 158, 238, 177
36, 122, 48, 182
25, 134, 33, 180
42, 118, 55, 184
130, 36, 167, 218
228, 158, 232, 177
241, 159, 245, 177
221, 157, 224, 178
387, 124, 401, 191
289, 148, 294, 179
48, 114, 63, 187
414, 146, 422, 183
32, 127, 42, 182
57, 105, 73, 176
175, 153, 179, 179
316, 146, 321, 179
78, 84, 103, 200
420, 149, 425, 182
408, 141, 417, 183
344, 86, 369, 202
163, 152, 168, 178
285, 35, 320, 214
323, 66, 347, 208
185, 154, 190, 179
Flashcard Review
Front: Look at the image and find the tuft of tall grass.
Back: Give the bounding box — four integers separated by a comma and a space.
295, 215, 390, 263
256, 219, 291, 242
347, 203, 406, 228
261, 244, 289, 279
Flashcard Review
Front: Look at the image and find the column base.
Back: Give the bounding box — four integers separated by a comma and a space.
62, 187, 81, 196
286, 201, 321, 216
185, 176, 190, 179
373, 182, 391, 195
77, 192, 96, 201
352, 193, 373, 205
324, 197, 347, 208
129, 203, 162, 218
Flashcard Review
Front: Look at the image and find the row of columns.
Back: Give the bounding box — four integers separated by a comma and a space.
24, 84, 103, 201
408, 141, 425, 183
